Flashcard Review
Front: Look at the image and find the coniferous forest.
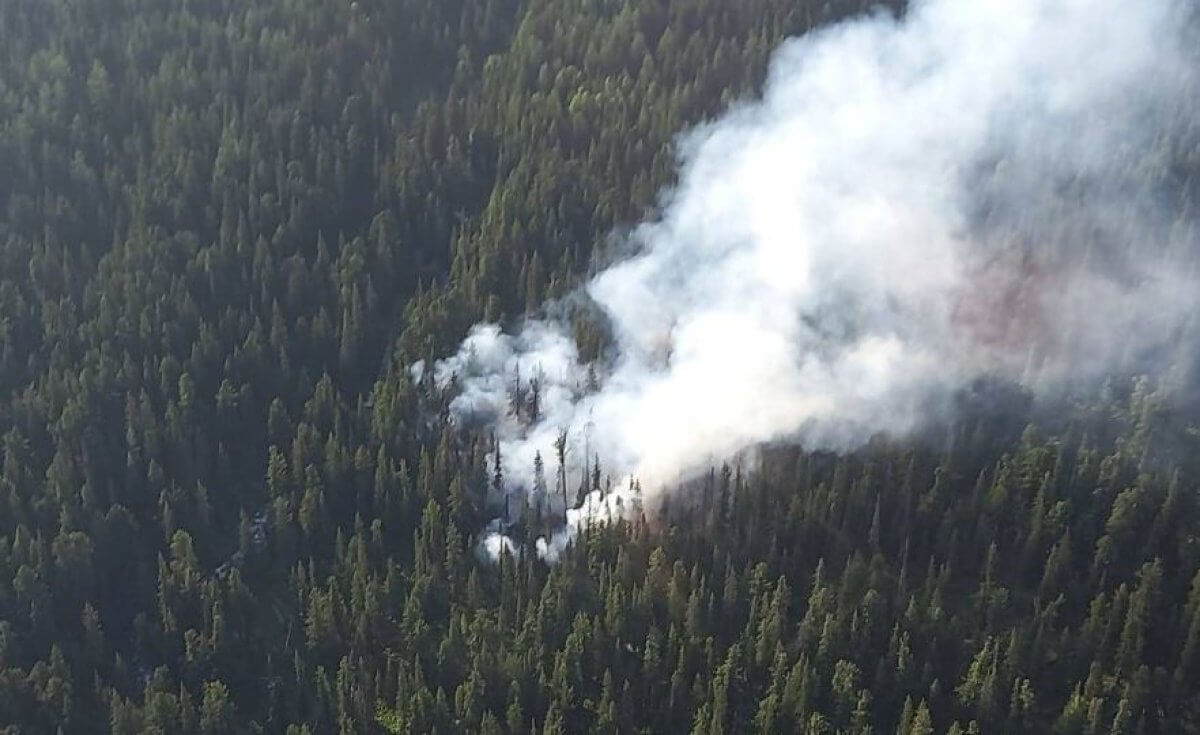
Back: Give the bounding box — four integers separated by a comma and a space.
2, 0, 1200, 732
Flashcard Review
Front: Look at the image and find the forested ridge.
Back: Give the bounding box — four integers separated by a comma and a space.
1, 0, 1199, 732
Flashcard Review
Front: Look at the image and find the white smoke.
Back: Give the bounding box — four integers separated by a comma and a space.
429, 0, 1200, 560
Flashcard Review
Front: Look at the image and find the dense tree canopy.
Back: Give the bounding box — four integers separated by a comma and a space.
0, 0, 1198, 732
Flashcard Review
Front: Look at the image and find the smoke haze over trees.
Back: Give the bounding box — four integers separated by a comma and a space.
434, 0, 1200, 563
0, 0, 1199, 733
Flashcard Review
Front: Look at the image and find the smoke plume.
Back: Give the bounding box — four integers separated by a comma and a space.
424, 0, 1200, 560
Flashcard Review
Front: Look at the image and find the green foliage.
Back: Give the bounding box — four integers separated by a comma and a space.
0, 0, 1198, 732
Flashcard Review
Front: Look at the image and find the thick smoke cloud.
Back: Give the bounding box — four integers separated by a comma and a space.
425, 0, 1200, 560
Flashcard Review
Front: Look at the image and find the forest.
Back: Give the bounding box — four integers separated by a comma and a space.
1, 0, 1199, 732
